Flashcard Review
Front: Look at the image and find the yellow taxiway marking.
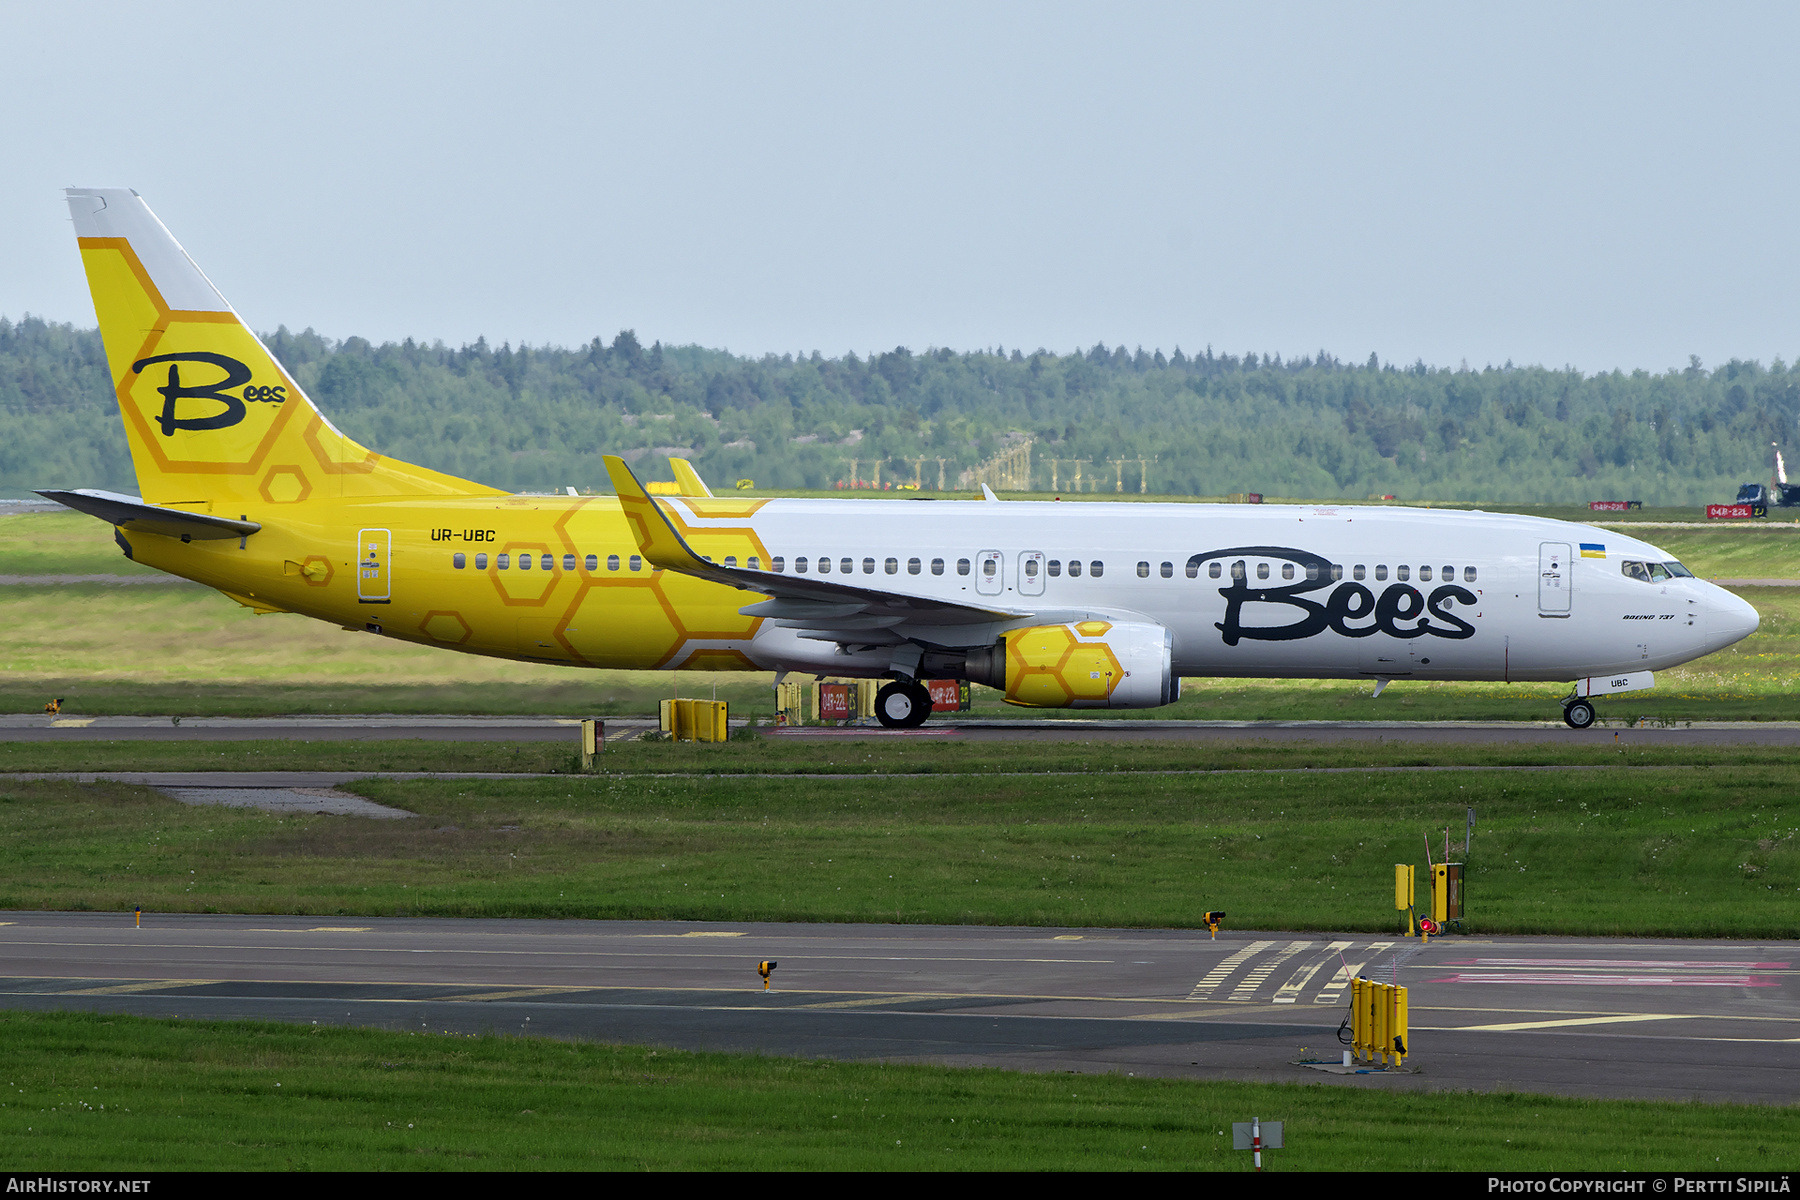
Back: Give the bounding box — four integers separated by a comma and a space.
1452, 1013, 1692, 1032
640, 931, 747, 938
50, 719, 94, 727
248, 926, 373, 933
1052, 935, 1083, 940
60, 979, 215, 995
795, 995, 948, 1010
446, 986, 592, 1002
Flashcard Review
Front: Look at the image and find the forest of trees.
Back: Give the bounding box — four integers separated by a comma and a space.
3, 311, 1797, 504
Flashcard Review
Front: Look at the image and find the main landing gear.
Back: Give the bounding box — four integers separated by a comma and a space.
1561, 698, 1596, 730
875, 680, 933, 729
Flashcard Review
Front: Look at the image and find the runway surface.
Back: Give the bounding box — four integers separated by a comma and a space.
10, 712, 1800, 745
1, 912, 1793, 1104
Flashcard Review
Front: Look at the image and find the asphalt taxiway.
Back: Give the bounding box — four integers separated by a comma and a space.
2, 913, 1793, 1104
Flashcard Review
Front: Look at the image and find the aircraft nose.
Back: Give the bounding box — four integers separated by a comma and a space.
1705, 586, 1760, 652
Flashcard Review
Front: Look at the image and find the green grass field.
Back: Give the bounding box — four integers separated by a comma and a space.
8, 1010, 1791, 1171
5, 751, 1794, 935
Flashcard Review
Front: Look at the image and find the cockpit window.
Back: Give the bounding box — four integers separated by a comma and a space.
1621, 561, 1651, 583
1647, 562, 1671, 582
1665, 560, 1694, 578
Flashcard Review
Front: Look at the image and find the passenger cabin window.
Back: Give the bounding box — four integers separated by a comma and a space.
1208, 562, 1221, 579
863, 557, 875, 574
795, 556, 808, 573
1330, 564, 1343, 581
747, 556, 760, 570
629, 554, 642, 571
1161, 561, 1173, 578
453, 552, 466, 569
1396, 565, 1410, 582
497, 553, 510, 569
1184, 561, 1198, 579
475, 553, 488, 569
1419, 565, 1433, 581
907, 558, 920, 575
607, 554, 620, 571
885, 557, 899, 574
1049, 559, 1062, 577
1463, 566, 1477, 582
772, 556, 785, 572
1025, 559, 1039, 578
1068, 560, 1083, 577
1256, 563, 1269, 580
1440, 565, 1452, 581
982, 558, 997, 577
1230, 561, 1245, 581
818, 557, 831, 574
1281, 563, 1295, 580
542, 554, 553, 571
932, 558, 945, 575
1353, 565, 1366, 581
518, 554, 531, 570
1137, 561, 1150, 578
1374, 565, 1387, 581
585, 554, 597, 571
840, 558, 853, 574
1091, 561, 1104, 577
957, 558, 970, 575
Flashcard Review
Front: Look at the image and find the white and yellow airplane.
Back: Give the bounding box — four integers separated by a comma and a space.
43, 188, 1759, 729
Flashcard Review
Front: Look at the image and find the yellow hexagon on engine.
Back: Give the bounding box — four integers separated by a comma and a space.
1059, 643, 1125, 701
1074, 620, 1113, 638
1004, 624, 1076, 706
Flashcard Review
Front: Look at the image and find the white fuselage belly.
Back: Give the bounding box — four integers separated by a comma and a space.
670, 499, 1756, 683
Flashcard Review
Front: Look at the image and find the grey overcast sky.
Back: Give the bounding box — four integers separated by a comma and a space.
3, 1, 1797, 374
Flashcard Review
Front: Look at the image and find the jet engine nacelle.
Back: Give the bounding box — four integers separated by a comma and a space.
964, 620, 1177, 708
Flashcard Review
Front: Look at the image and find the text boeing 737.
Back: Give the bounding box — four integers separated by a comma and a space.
42, 188, 1759, 729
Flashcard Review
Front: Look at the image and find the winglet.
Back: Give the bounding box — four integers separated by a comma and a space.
669, 458, 714, 498
603, 455, 713, 573
981, 484, 1000, 502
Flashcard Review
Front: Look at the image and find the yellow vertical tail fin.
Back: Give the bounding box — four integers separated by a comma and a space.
65, 188, 501, 506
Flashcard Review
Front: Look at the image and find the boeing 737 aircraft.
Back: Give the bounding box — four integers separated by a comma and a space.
43, 188, 1760, 729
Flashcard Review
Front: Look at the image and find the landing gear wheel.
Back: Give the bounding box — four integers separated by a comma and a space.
875, 680, 933, 729
1562, 699, 1596, 730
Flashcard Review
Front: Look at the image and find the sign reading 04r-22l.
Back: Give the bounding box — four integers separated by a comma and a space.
130, 352, 284, 436
1193, 546, 1477, 645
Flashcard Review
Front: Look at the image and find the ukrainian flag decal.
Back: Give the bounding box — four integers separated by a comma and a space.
1580, 543, 1606, 558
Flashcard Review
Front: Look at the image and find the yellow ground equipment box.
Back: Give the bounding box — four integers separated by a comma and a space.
660, 698, 728, 742
579, 719, 603, 769
1394, 863, 1416, 934
1351, 978, 1408, 1067
774, 680, 806, 727
1431, 862, 1464, 924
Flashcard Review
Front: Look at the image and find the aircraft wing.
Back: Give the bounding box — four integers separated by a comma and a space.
603, 455, 1032, 644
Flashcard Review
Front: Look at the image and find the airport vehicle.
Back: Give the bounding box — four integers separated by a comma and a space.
1736, 445, 1800, 508
43, 189, 1760, 730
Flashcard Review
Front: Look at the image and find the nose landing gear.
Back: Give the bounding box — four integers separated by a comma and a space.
1561, 698, 1596, 730
875, 680, 934, 729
